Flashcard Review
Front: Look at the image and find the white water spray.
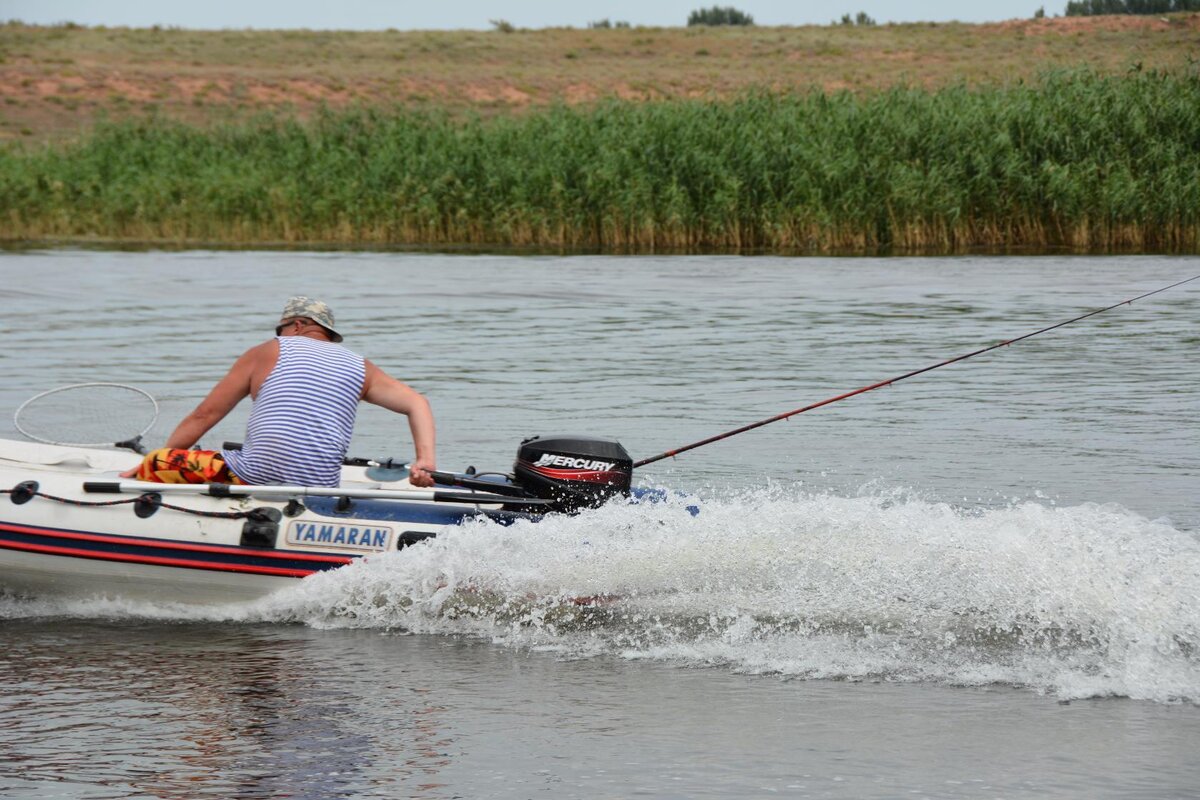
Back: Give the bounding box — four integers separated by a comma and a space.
4, 487, 1196, 702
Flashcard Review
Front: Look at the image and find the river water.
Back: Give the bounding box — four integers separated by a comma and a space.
0, 250, 1198, 798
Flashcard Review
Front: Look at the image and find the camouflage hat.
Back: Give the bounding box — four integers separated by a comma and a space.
277, 296, 343, 342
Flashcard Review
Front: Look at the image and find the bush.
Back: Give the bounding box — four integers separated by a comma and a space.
1064, 0, 1200, 14
687, 6, 754, 26
838, 11, 877, 25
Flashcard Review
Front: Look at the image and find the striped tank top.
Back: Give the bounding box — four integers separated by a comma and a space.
222, 336, 366, 487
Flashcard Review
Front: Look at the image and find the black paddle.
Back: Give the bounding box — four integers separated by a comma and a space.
222, 442, 534, 497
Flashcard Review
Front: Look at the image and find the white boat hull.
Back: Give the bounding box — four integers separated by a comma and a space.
0, 439, 509, 605
0, 545, 299, 604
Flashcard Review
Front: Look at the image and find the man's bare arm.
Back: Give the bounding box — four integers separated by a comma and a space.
362, 360, 436, 486
120, 344, 266, 478
160, 345, 265, 449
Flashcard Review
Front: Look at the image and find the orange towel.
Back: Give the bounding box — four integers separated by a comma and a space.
135, 448, 245, 485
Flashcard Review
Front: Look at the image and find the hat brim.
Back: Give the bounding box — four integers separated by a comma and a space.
276, 317, 343, 343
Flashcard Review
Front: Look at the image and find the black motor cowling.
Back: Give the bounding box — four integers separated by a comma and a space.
513, 435, 633, 513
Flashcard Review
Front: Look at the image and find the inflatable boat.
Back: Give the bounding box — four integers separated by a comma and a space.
0, 434, 634, 604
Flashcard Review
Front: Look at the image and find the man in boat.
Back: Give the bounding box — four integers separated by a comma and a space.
121, 296, 436, 488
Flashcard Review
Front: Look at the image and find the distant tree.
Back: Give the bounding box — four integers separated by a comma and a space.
1034, 6, 1046, 17
687, 6, 755, 26
589, 18, 632, 28
1064, 0, 1200, 14
489, 19, 516, 32
837, 11, 875, 25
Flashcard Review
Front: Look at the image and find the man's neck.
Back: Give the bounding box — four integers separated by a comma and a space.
282, 331, 331, 343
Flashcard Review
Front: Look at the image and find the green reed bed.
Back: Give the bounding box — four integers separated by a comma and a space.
2, 70, 1198, 252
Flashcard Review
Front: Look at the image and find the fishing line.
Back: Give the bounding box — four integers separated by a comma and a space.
634, 274, 1200, 468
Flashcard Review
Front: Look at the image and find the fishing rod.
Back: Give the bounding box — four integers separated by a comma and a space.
634, 274, 1200, 469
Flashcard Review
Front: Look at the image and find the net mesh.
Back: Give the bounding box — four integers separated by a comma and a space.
14, 383, 158, 448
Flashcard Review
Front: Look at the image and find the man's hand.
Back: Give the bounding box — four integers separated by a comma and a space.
408, 458, 436, 488
119, 465, 139, 479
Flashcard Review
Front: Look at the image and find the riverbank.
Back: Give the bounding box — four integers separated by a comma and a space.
2, 17, 1199, 253
2, 71, 1199, 253
1, 15, 1197, 144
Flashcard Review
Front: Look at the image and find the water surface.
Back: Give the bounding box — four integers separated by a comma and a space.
0, 251, 1197, 798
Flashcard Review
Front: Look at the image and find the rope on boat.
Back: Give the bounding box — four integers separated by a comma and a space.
3, 482, 256, 520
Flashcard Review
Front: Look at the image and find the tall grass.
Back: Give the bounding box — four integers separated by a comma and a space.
2, 70, 1199, 252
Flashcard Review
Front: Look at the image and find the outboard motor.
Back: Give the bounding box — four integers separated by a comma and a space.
513, 435, 633, 513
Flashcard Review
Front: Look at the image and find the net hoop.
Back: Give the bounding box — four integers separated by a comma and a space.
13, 382, 160, 450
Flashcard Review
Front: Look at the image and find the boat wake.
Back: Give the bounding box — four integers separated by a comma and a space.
5, 486, 1199, 703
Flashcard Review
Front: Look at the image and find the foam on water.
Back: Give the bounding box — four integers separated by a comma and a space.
5, 487, 1198, 702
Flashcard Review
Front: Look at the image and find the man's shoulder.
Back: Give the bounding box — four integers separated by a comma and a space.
230, 338, 280, 373
244, 338, 281, 358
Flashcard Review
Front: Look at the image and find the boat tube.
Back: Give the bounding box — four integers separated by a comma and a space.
0, 434, 635, 604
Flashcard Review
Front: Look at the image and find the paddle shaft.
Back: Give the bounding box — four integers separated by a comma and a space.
83, 480, 548, 506
220, 446, 531, 497
220, 445, 535, 498
634, 273, 1200, 468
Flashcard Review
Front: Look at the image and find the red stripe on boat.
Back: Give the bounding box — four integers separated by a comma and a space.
0, 521, 352, 565
0, 538, 322, 577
